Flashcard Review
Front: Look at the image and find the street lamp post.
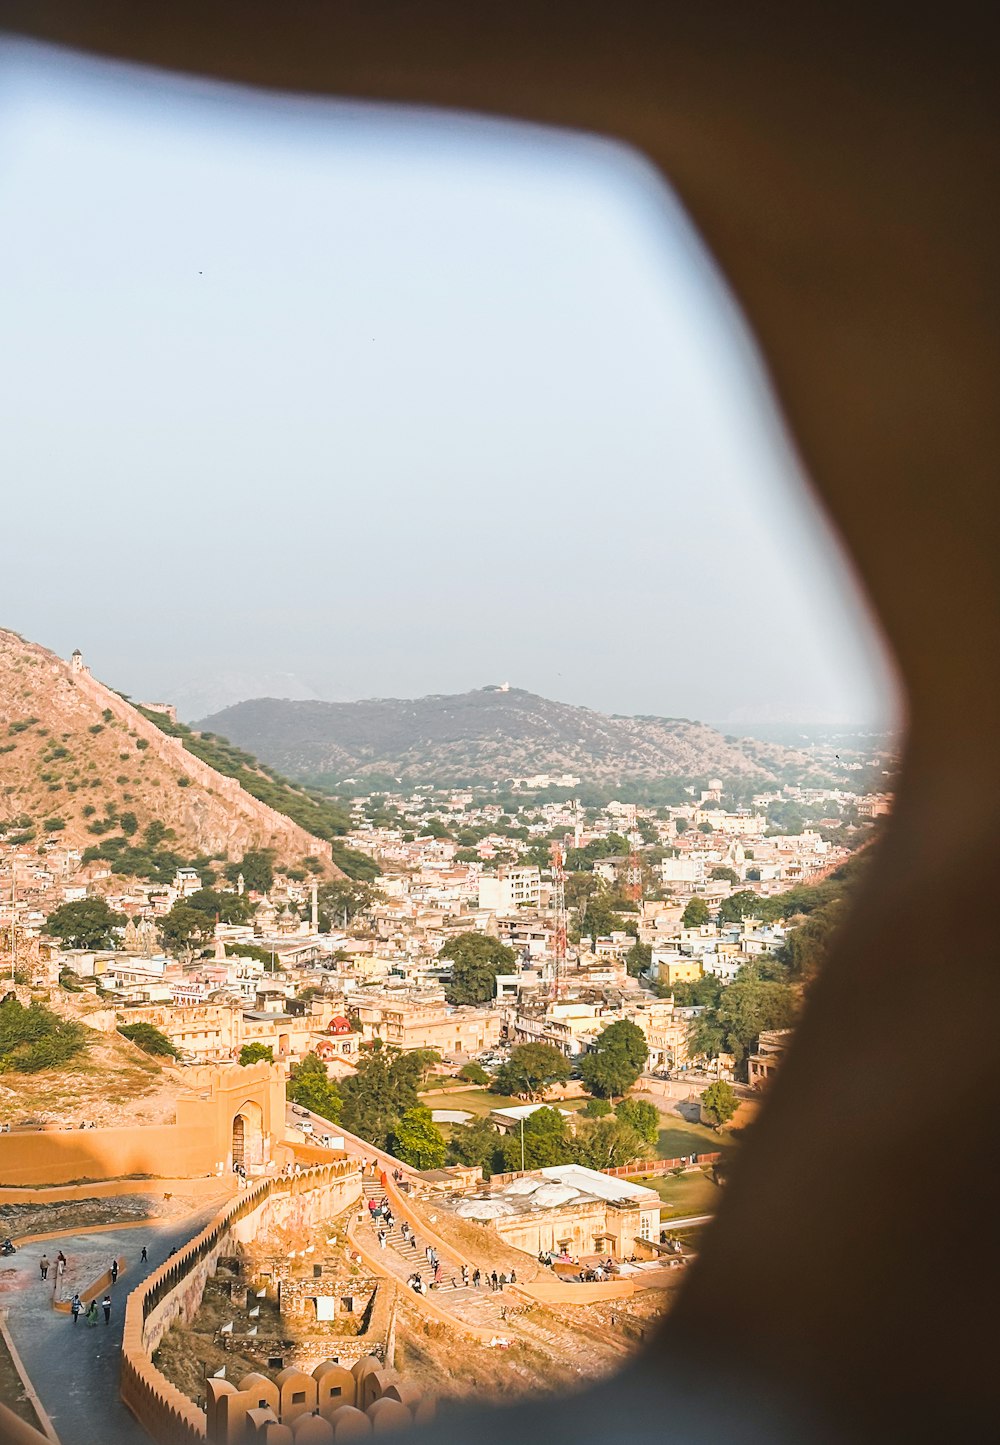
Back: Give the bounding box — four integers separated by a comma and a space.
520, 1116, 525, 1173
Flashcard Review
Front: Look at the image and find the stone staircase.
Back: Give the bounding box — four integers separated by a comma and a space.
360, 1180, 478, 1301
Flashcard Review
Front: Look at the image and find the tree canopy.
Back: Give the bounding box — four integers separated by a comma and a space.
615, 1096, 660, 1144
392, 1106, 447, 1169
159, 902, 215, 955
239, 1042, 274, 1066
337, 1043, 422, 1149
0, 997, 87, 1073
625, 941, 652, 977
45, 897, 124, 949
500, 1106, 572, 1170
580, 1019, 648, 1099
440, 932, 516, 1004
287, 1051, 342, 1123
493, 1042, 570, 1100
117, 1021, 179, 1059
681, 897, 710, 928
717, 890, 763, 924
317, 879, 381, 929
701, 1079, 738, 1129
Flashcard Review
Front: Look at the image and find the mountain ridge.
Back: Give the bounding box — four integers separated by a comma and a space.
195, 686, 806, 786
0, 628, 345, 876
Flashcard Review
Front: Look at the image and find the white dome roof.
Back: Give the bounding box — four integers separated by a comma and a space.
531, 1184, 580, 1208
456, 1198, 516, 1220
504, 1177, 544, 1196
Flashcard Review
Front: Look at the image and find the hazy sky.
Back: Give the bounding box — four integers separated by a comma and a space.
0, 40, 899, 726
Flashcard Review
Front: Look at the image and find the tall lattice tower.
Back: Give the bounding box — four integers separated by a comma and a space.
549, 840, 567, 998
624, 829, 644, 906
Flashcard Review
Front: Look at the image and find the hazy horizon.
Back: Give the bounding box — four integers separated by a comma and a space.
1, 41, 901, 730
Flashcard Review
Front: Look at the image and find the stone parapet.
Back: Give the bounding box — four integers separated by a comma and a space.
120, 1162, 361, 1445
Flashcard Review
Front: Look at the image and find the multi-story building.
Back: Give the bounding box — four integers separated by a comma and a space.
478, 866, 542, 913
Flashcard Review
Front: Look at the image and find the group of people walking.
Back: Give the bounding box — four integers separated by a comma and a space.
37, 1250, 67, 1281
69, 1293, 112, 1326
62, 1245, 150, 1325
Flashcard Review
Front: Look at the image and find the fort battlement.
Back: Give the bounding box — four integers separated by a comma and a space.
121, 1161, 362, 1445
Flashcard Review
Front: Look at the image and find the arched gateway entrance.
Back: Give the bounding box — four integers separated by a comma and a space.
231, 1100, 265, 1171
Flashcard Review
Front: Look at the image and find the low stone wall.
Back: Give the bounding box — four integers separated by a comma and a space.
53, 1254, 126, 1313
120, 1162, 361, 1445
0, 1123, 217, 1188
602, 1152, 722, 1178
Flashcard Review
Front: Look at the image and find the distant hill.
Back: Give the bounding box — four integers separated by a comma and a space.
195, 686, 805, 787
0, 628, 370, 879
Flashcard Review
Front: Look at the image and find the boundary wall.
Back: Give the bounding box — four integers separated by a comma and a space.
120, 1161, 361, 1445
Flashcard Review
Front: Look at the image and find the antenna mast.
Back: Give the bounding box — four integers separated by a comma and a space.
549, 841, 567, 998
624, 829, 643, 907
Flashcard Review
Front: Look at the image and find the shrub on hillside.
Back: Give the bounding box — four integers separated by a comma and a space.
117, 1021, 180, 1060
0, 997, 87, 1073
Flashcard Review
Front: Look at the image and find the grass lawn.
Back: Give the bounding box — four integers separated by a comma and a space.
655, 1115, 727, 1160
418, 1087, 519, 1117
637, 1167, 722, 1219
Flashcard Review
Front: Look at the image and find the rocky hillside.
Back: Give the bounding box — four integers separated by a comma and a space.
196, 686, 804, 786
0, 628, 344, 873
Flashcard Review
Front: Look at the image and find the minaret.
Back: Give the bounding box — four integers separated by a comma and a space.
311, 880, 319, 932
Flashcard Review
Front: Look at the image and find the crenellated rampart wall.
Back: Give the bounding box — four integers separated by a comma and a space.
120, 1161, 361, 1445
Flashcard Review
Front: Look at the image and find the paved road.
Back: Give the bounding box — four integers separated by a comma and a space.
1, 1208, 218, 1445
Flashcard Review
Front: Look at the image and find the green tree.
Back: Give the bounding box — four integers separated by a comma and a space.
494, 1043, 570, 1100
117, 1021, 179, 1060
575, 1117, 649, 1169
615, 1097, 659, 1144
501, 1106, 573, 1170
447, 1116, 504, 1175
681, 897, 710, 928
337, 1043, 423, 1149
287, 1052, 342, 1123
578, 895, 628, 942
580, 1019, 649, 1100
392, 1106, 447, 1169
715, 973, 797, 1076
45, 897, 125, 949
239, 1042, 274, 1066
440, 933, 516, 1005
710, 866, 739, 884
317, 879, 381, 929
159, 902, 215, 955
625, 941, 652, 977
717, 890, 762, 924
226, 849, 275, 893
458, 1061, 490, 1085
583, 1097, 612, 1118
701, 1079, 738, 1129
185, 887, 254, 926
674, 817, 690, 834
